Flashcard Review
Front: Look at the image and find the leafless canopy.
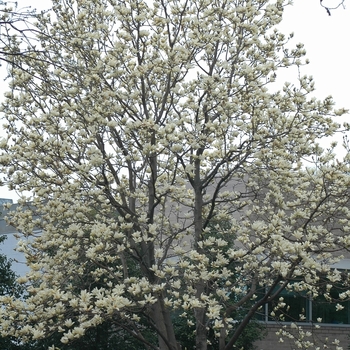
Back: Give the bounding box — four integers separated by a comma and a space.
320, 0, 346, 15
0, 1, 43, 67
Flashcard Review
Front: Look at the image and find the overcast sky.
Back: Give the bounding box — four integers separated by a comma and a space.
0, 0, 349, 202
279, 1, 349, 109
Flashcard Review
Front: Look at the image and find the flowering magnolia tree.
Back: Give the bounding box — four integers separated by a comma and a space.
0, 0, 350, 349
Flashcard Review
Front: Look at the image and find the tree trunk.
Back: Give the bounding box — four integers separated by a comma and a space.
193, 157, 208, 349
150, 295, 181, 350
194, 306, 207, 350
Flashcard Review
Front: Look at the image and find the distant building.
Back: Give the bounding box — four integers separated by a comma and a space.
0, 199, 29, 276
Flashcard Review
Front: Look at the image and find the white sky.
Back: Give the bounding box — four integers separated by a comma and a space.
279, 1, 349, 110
0, 0, 349, 202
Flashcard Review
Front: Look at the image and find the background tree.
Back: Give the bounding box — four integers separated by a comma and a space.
0, 0, 349, 349
0, 235, 30, 350
0, 235, 20, 297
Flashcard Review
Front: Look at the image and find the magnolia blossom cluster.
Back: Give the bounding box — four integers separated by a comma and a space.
0, 0, 349, 349
276, 323, 344, 350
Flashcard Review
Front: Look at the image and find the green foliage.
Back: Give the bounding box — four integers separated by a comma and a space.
0, 235, 19, 296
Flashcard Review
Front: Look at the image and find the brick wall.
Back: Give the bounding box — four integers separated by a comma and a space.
254, 323, 350, 350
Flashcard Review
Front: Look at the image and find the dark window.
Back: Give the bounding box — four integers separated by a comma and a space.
258, 279, 350, 325
268, 287, 310, 322
312, 286, 350, 324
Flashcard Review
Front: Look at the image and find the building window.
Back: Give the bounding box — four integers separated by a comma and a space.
268, 288, 309, 322
258, 278, 350, 325
312, 286, 350, 324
